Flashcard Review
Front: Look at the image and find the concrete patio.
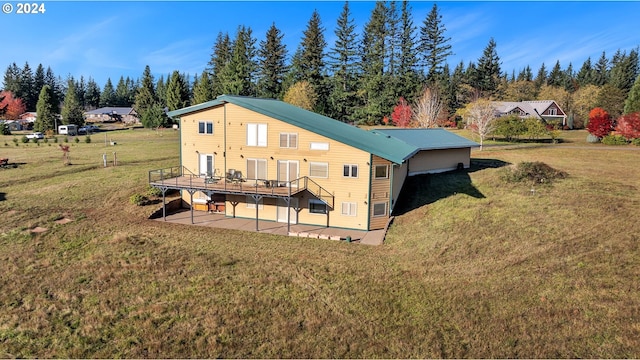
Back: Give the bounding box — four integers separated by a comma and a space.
153, 209, 387, 246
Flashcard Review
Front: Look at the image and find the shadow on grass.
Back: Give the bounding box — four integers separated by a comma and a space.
392, 158, 510, 216
0, 192, 5, 201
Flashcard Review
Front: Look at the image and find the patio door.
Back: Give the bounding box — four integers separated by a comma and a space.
277, 198, 298, 224
199, 154, 214, 177
277, 160, 299, 187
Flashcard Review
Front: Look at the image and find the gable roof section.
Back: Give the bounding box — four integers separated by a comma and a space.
494, 100, 565, 119
85, 107, 136, 116
371, 128, 480, 155
168, 95, 417, 164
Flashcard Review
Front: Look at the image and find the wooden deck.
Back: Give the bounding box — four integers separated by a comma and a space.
150, 175, 301, 198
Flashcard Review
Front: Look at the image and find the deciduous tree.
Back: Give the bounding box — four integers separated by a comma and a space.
283, 81, 317, 111
615, 112, 640, 140
587, 107, 613, 138
460, 99, 497, 150
412, 87, 443, 128
0, 91, 26, 120
391, 97, 412, 127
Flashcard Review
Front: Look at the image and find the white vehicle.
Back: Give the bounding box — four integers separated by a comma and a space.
26, 132, 44, 139
58, 124, 78, 135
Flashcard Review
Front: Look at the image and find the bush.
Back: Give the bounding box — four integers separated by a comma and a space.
586, 134, 600, 143
53, 137, 58, 143
129, 193, 149, 206
21, 136, 29, 143
64, 137, 69, 143
74, 137, 80, 144
500, 161, 567, 184
632, 138, 640, 146
85, 136, 91, 144
12, 138, 18, 146
601, 134, 628, 145
1, 123, 11, 135
146, 185, 162, 197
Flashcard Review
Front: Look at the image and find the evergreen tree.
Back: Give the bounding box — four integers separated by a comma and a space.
419, 3, 453, 83
166, 70, 190, 111
576, 57, 594, 86
386, 1, 400, 77
44, 67, 62, 113
208, 32, 232, 96
75, 76, 86, 109
327, 1, 359, 122
2, 63, 21, 95
100, 78, 116, 107
34, 64, 45, 99
61, 78, 85, 126
563, 63, 577, 92
258, 23, 288, 99
19, 62, 35, 110
547, 60, 564, 87
593, 51, 609, 86
126, 77, 138, 106
596, 83, 625, 119
517, 66, 533, 81
192, 71, 215, 104
355, 2, 388, 124
610, 48, 639, 95
134, 65, 162, 127
85, 77, 101, 109
156, 74, 167, 106
34, 85, 56, 132
475, 38, 501, 97
534, 63, 547, 91
396, 0, 421, 101
115, 76, 130, 106
219, 26, 257, 96
299, 10, 327, 90
624, 74, 640, 114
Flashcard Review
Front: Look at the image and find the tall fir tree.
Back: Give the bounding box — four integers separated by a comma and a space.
327, 1, 359, 122
563, 63, 577, 92
134, 65, 161, 128
85, 77, 101, 109
35, 85, 56, 132
208, 32, 232, 97
44, 67, 62, 113
593, 51, 610, 86
115, 76, 130, 106
257, 23, 288, 99
61, 78, 85, 126
610, 48, 639, 95
166, 70, 190, 111
100, 78, 116, 107
219, 26, 257, 96
75, 76, 86, 109
547, 60, 564, 87
2, 63, 21, 95
534, 63, 547, 91
192, 70, 215, 104
576, 57, 594, 86
419, 3, 453, 83
624, 74, 640, 114
19, 62, 36, 110
33, 64, 46, 100
475, 38, 501, 97
156, 74, 167, 106
396, 0, 421, 101
298, 10, 328, 113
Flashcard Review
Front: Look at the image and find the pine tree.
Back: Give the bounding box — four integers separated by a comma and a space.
593, 51, 609, 86
61, 78, 85, 126
327, 1, 359, 122
34, 64, 45, 99
397, 0, 421, 101
115, 76, 130, 106
35, 85, 56, 132
100, 78, 116, 107
208, 32, 232, 97
192, 71, 215, 104
76, 76, 86, 109
610, 48, 639, 95
85, 77, 101, 109
134, 65, 160, 128
576, 57, 594, 86
258, 23, 288, 99
44, 67, 62, 113
563, 63, 577, 92
2, 63, 21, 95
166, 70, 190, 111
419, 3, 453, 83
156, 74, 167, 106
547, 60, 564, 87
475, 38, 501, 97
219, 26, 257, 96
624, 74, 640, 114
19, 62, 35, 110
299, 10, 327, 90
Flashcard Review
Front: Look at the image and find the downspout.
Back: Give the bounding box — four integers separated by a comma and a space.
366, 154, 372, 231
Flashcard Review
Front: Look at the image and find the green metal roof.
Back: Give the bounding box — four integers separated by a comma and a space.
168, 95, 416, 164
371, 128, 480, 155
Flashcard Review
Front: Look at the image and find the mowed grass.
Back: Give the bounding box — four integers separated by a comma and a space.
1, 129, 639, 358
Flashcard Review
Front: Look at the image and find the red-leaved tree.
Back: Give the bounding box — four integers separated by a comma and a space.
615, 112, 640, 140
0, 91, 26, 120
587, 107, 613, 138
391, 97, 413, 128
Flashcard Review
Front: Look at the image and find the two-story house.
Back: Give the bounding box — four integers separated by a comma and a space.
493, 100, 567, 126
149, 95, 478, 232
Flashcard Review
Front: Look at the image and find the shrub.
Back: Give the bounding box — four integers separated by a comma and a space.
601, 135, 628, 145
0, 122, 10, 135
129, 194, 149, 206
632, 138, 640, 146
586, 134, 600, 143
615, 112, 640, 140
74, 137, 80, 144
21, 136, 29, 143
64, 137, 69, 143
43, 137, 48, 143
146, 185, 162, 197
53, 137, 58, 143
500, 161, 567, 184
12, 138, 18, 146
85, 136, 91, 144
587, 107, 613, 138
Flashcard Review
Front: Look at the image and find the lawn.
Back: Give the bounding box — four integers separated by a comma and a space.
1, 128, 638, 358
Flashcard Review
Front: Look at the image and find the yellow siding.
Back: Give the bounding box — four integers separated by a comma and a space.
407, 148, 470, 175
369, 155, 391, 230
179, 103, 373, 230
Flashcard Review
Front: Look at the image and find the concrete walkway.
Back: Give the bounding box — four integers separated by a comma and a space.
153, 209, 387, 246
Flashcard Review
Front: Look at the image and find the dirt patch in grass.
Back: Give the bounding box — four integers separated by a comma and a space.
29, 226, 48, 233
54, 217, 73, 225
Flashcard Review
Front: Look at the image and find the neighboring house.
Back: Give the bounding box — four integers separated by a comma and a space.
85, 107, 139, 124
149, 95, 478, 232
4, 120, 23, 131
493, 100, 567, 126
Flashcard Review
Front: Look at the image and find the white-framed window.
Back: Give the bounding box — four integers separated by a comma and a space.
343, 164, 358, 178
373, 202, 387, 217
309, 199, 327, 214
279, 133, 298, 149
309, 162, 329, 178
198, 121, 214, 134
549, 108, 557, 115
247, 123, 267, 147
310, 142, 329, 151
246, 195, 264, 209
374, 164, 388, 179
341, 202, 357, 216
246, 158, 267, 180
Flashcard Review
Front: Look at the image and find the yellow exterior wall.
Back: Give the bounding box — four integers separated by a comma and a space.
179, 103, 373, 230
407, 148, 470, 175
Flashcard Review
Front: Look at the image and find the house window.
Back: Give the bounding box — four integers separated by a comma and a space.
309, 162, 328, 178
341, 202, 357, 216
309, 199, 327, 214
310, 142, 329, 150
246, 195, 264, 209
374, 165, 388, 179
247, 123, 267, 147
343, 164, 358, 178
549, 108, 557, 115
279, 133, 298, 148
198, 121, 213, 134
373, 202, 387, 217
246, 158, 267, 180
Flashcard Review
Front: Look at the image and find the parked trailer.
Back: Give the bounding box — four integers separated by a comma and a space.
58, 124, 78, 135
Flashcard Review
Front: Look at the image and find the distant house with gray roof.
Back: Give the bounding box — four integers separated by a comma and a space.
493, 100, 567, 126
85, 107, 138, 124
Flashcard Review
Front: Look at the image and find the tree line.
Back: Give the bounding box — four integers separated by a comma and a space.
2, 1, 640, 131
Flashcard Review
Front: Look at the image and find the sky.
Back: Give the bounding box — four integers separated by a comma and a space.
2, 1, 639, 88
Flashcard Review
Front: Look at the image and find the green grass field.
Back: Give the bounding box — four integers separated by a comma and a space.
1, 129, 639, 358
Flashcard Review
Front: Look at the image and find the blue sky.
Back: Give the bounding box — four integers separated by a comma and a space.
2, 1, 639, 88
